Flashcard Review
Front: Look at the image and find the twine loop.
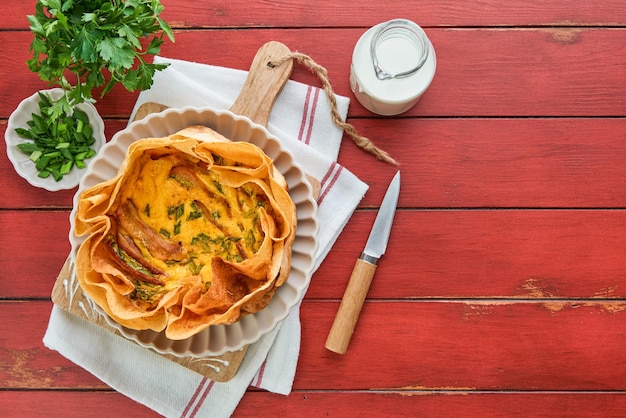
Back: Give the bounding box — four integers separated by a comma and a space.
268, 52, 398, 166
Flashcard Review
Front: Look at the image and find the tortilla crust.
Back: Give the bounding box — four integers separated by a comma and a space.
74, 125, 297, 340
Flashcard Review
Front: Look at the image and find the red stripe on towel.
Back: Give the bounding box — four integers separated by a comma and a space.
318, 163, 343, 206
303, 88, 320, 145
182, 377, 207, 417
320, 161, 338, 187
182, 377, 213, 418
298, 86, 313, 142
189, 380, 214, 418
255, 359, 268, 388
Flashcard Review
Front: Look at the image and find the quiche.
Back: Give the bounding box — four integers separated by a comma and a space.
73, 126, 297, 340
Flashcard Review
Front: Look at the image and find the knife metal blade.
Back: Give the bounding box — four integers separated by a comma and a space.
325, 171, 401, 354
361, 171, 401, 263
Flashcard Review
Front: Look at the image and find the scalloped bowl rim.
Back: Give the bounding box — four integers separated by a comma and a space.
69, 106, 319, 356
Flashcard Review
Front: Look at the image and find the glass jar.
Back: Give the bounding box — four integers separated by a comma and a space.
350, 19, 436, 116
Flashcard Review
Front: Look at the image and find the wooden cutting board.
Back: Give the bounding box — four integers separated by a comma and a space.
51, 41, 297, 382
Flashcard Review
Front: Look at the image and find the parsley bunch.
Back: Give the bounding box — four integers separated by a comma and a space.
27, 0, 175, 117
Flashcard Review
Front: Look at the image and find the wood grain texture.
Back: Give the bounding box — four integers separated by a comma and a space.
4, 118, 626, 210
325, 259, 378, 354
345, 118, 626, 208
230, 41, 294, 125
3, 300, 626, 391
4, 391, 626, 417
4, 209, 626, 299
301, 301, 626, 391
313, 209, 626, 299
0, 211, 71, 298
0, 392, 156, 417
2, 29, 626, 118
6, 0, 626, 29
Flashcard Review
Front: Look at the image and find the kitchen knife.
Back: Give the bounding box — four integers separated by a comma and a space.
325, 171, 401, 354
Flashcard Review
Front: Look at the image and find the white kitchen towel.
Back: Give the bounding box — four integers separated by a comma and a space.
131, 56, 347, 162
44, 56, 369, 417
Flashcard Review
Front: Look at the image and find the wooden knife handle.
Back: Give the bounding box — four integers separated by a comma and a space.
325, 257, 377, 354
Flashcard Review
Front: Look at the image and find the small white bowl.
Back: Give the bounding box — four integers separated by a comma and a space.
5, 88, 106, 191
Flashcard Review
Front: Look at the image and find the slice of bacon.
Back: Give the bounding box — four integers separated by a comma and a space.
115, 199, 189, 263
104, 234, 165, 286
169, 165, 232, 217
116, 230, 166, 277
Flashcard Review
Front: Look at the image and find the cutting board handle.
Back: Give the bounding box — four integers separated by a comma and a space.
230, 41, 294, 126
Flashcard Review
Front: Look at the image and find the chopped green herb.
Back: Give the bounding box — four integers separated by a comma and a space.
132, 282, 162, 302
168, 204, 185, 220
187, 201, 202, 220
188, 259, 205, 275
191, 233, 214, 252
187, 211, 203, 220
245, 229, 256, 248
107, 236, 156, 278
15, 92, 98, 181
170, 174, 194, 189
212, 180, 224, 194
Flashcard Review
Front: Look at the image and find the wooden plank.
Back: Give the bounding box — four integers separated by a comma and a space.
4, 117, 626, 210
2, 29, 626, 118
161, 0, 626, 28
4, 209, 626, 299
313, 209, 626, 299
238, 392, 626, 417
0, 301, 106, 389
0, 391, 157, 417
303, 301, 626, 391
3, 300, 626, 391
3, 390, 626, 417
4, 0, 36, 29
0, 211, 71, 298
6, 0, 626, 29
344, 117, 626, 208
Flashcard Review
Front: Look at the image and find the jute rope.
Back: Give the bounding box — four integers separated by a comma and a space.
268, 52, 399, 166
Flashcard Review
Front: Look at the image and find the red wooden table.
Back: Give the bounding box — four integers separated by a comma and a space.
3, 1, 626, 416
